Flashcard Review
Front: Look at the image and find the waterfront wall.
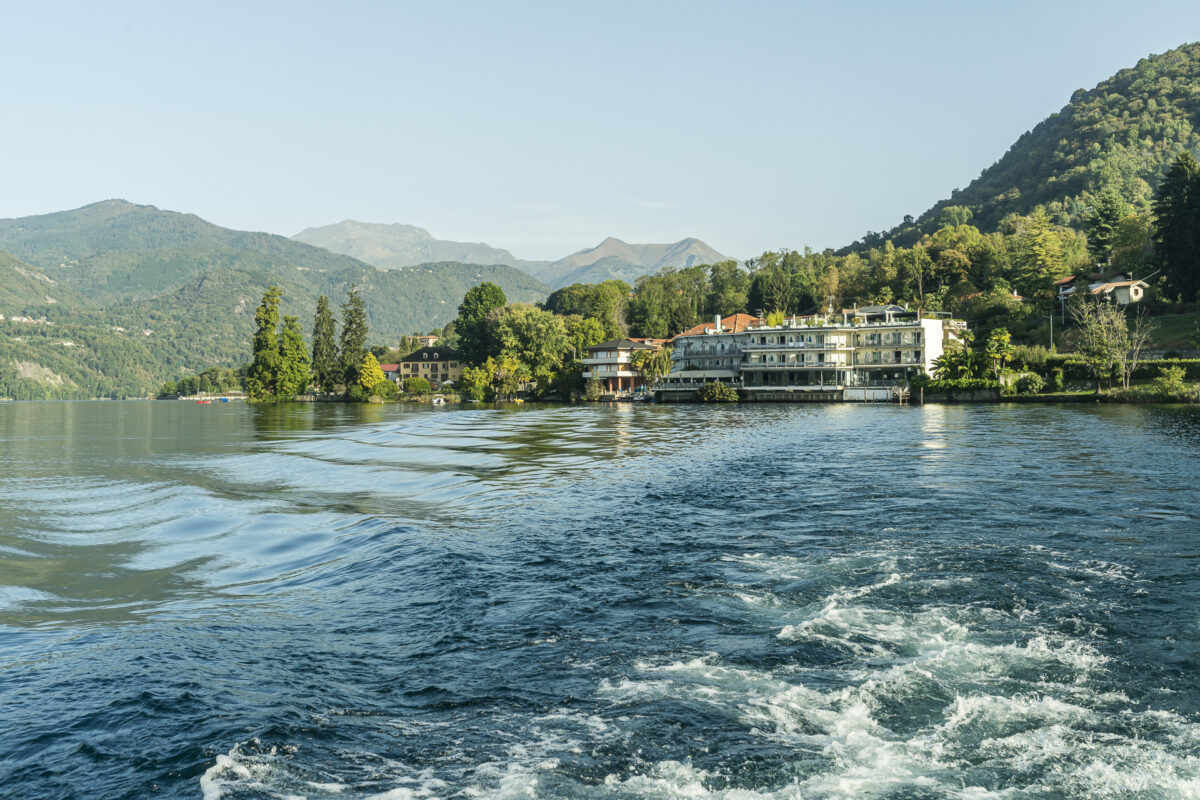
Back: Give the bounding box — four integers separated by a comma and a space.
923, 388, 1001, 403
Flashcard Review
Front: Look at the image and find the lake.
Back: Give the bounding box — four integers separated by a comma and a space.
2, 400, 1200, 799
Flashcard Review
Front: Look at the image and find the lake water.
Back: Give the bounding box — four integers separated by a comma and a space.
2, 400, 1200, 799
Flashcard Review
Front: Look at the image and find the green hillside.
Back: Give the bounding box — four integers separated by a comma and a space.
851, 41, 1200, 249
0, 251, 85, 311
0, 201, 550, 399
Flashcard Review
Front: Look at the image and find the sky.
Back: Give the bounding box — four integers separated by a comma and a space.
3, 1, 1200, 261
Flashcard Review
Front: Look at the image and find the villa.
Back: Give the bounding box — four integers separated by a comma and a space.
396, 346, 462, 387
583, 338, 668, 394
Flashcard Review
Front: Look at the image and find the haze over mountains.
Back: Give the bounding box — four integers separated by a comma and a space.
294, 221, 729, 289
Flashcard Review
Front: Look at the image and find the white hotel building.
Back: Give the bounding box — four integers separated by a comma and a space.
661, 305, 968, 400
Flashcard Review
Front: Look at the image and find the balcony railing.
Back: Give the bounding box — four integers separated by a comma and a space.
581, 356, 630, 365
741, 341, 851, 351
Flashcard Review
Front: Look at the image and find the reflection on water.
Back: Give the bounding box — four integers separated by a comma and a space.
2, 400, 1200, 798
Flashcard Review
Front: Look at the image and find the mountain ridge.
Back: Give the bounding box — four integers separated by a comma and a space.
295, 220, 731, 289
0, 201, 550, 399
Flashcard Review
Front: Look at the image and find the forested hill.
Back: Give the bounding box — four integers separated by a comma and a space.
0, 201, 549, 399
848, 41, 1200, 250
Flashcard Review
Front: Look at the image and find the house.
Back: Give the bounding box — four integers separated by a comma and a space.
582, 338, 668, 393
414, 334, 440, 348
397, 346, 462, 387
660, 308, 968, 399
380, 363, 400, 382
1054, 272, 1148, 305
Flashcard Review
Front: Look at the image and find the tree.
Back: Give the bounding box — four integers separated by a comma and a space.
358, 352, 386, 394
543, 281, 628, 340
1069, 296, 1128, 393
277, 315, 311, 397
487, 354, 529, 401
984, 327, 1013, 378
311, 295, 339, 393
632, 347, 673, 387
564, 315, 607, 359
339, 289, 369, 387
1013, 208, 1068, 296
1152, 151, 1200, 301
1121, 306, 1156, 390
493, 303, 570, 393
457, 365, 491, 401
247, 286, 282, 401
1084, 186, 1131, 266
456, 282, 507, 365
706, 261, 750, 317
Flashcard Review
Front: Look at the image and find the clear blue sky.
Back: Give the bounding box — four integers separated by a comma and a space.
3, 1, 1200, 260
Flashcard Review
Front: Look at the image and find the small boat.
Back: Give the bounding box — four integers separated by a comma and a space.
220, 397, 230, 403
196, 399, 211, 404
431, 394, 446, 406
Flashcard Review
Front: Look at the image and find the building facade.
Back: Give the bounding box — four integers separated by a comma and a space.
396, 346, 462, 387
661, 306, 968, 398
583, 338, 667, 393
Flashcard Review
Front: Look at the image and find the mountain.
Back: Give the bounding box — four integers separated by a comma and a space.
529, 236, 730, 288
293, 220, 551, 274
294, 221, 730, 289
0, 201, 550, 399
851, 41, 1200, 250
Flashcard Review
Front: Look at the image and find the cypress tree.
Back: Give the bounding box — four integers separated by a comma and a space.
1153, 151, 1200, 301
339, 288, 369, 387
247, 286, 282, 401
311, 295, 338, 393
277, 315, 312, 398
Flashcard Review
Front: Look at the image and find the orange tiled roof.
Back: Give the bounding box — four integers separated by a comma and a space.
671, 313, 763, 341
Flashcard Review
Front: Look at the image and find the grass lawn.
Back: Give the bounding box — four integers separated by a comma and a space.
1146, 311, 1200, 352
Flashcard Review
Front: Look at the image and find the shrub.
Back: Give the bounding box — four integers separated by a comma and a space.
403, 377, 432, 395
1010, 344, 1050, 370
1151, 366, 1191, 400
584, 379, 604, 401
697, 381, 739, 403
346, 384, 369, 403
374, 380, 399, 400
1050, 367, 1064, 392
1016, 374, 1045, 396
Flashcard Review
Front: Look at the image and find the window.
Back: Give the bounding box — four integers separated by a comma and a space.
450, 362, 457, 368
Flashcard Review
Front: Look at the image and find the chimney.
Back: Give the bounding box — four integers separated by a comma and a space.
714, 314, 722, 333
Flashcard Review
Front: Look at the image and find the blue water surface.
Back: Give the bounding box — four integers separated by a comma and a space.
1, 400, 1199, 799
